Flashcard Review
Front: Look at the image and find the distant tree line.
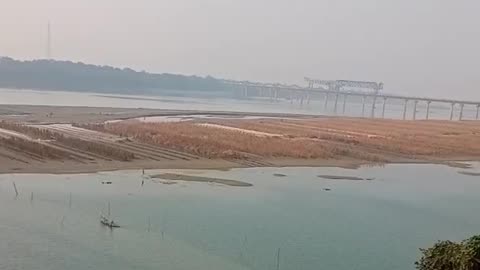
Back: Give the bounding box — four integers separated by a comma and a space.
0, 57, 229, 95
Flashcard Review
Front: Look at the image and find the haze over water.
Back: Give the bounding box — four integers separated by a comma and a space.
1, 88, 477, 120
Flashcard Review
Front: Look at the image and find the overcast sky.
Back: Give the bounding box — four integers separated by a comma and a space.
1, 0, 479, 99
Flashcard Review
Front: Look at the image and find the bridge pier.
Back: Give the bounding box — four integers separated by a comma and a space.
308, 81, 314, 89
450, 103, 455, 121
324, 93, 329, 110
477, 104, 480, 120
342, 94, 348, 114
459, 103, 465, 121
403, 99, 409, 120
381, 97, 387, 118
371, 95, 378, 118
426, 101, 432, 120
412, 100, 419, 120
362, 96, 366, 117
333, 91, 340, 114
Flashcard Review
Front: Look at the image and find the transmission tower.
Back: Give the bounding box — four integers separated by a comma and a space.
46, 21, 52, 59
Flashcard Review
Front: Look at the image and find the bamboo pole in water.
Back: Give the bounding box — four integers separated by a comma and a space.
276, 248, 281, 270
239, 235, 248, 261
60, 215, 65, 228
12, 181, 19, 197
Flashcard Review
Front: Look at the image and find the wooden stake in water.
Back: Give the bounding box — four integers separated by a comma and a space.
239, 235, 248, 261
108, 202, 111, 217
147, 217, 151, 232
276, 248, 281, 270
242, 235, 248, 247
60, 215, 65, 228
12, 181, 19, 197
30, 192, 34, 203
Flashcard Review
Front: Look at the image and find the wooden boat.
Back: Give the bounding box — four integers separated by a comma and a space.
100, 202, 120, 228
100, 214, 120, 228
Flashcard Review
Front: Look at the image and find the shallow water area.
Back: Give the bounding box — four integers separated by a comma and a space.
1, 163, 480, 270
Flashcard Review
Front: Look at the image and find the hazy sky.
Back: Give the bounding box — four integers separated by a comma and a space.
1, 0, 479, 99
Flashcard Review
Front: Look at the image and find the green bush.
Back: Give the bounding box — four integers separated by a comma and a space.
416, 235, 480, 270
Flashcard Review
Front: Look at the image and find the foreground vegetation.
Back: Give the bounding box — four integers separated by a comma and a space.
416, 235, 480, 270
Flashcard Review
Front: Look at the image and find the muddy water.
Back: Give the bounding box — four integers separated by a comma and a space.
1, 164, 480, 270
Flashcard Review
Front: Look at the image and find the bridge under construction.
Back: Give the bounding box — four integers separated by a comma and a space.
224, 78, 480, 121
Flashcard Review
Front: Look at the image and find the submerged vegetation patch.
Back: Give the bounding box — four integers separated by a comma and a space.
458, 171, 480, 177
151, 173, 253, 187
317, 175, 369, 181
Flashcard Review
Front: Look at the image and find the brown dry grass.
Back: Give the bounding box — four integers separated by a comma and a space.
77, 121, 384, 162
208, 118, 480, 159
0, 137, 71, 160
0, 121, 135, 161
77, 117, 480, 163
0, 120, 55, 139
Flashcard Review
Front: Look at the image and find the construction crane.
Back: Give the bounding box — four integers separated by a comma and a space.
304, 77, 383, 94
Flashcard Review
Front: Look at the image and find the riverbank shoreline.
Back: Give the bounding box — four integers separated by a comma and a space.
0, 157, 476, 175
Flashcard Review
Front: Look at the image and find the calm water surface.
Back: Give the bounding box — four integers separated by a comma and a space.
1, 164, 480, 270
1, 88, 475, 120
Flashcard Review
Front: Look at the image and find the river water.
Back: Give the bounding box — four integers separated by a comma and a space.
1, 88, 477, 120
1, 164, 479, 270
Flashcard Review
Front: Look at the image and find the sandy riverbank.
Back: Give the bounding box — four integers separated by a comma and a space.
0, 104, 479, 174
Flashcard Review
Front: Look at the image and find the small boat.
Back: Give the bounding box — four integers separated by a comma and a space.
100, 214, 120, 228
100, 202, 120, 228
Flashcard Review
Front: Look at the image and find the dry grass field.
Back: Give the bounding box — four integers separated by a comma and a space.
206, 118, 480, 159
0, 120, 205, 173
78, 117, 480, 164
1, 112, 479, 173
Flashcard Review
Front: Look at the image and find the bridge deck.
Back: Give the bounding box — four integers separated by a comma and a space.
226, 82, 479, 106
